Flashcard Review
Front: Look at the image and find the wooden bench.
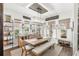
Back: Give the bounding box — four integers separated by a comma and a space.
31, 40, 54, 56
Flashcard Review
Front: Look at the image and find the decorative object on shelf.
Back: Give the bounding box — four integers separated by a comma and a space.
3, 32, 13, 46
5, 15, 11, 22
3, 17, 14, 47
8, 32, 13, 40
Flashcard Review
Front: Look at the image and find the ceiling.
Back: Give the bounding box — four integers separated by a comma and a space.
4, 3, 73, 20
14, 3, 29, 7
14, 3, 57, 18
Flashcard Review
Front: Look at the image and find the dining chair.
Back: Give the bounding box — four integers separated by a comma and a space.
18, 36, 33, 56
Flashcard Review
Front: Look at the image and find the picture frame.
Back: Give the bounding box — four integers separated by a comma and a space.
59, 18, 70, 29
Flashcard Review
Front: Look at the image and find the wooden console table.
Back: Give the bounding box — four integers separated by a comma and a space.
58, 39, 70, 47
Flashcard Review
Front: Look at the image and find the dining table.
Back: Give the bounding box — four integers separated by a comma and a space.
24, 38, 48, 46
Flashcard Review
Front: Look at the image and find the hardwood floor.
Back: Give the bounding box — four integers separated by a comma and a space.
4, 44, 73, 56
59, 47, 72, 56
43, 44, 63, 56
77, 50, 79, 56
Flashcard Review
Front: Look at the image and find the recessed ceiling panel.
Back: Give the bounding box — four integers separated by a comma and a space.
29, 3, 48, 14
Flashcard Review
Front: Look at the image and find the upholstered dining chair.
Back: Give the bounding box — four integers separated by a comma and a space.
18, 36, 33, 56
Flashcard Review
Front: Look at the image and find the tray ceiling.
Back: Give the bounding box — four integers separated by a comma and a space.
29, 3, 48, 14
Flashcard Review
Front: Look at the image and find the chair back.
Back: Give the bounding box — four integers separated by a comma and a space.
18, 36, 25, 48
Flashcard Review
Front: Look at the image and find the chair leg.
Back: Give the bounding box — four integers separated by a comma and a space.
21, 49, 24, 56
25, 50, 28, 56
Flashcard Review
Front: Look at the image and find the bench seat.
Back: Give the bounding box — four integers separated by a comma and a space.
31, 40, 54, 56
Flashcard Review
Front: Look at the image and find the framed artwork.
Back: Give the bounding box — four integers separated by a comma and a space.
59, 18, 70, 29
61, 29, 67, 38
5, 15, 11, 22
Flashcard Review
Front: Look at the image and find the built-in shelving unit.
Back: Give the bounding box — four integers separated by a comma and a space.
3, 21, 14, 50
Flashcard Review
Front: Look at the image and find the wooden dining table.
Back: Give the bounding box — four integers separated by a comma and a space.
24, 38, 48, 46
